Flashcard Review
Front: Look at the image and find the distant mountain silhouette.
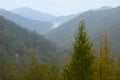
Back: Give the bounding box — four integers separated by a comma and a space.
11, 7, 55, 21
0, 9, 53, 34
94, 6, 112, 11
11, 7, 75, 29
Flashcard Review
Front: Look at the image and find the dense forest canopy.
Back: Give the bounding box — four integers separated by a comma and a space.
0, 16, 58, 64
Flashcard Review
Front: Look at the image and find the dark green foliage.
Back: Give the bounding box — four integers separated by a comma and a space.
0, 60, 24, 80
48, 65, 60, 80
24, 51, 43, 80
23, 51, 60, 80
62, 21, 94, 80
0, 51, 60, 80
0, 16, 58, 64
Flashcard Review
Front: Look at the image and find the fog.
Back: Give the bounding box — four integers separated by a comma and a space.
0, 0, 120, 16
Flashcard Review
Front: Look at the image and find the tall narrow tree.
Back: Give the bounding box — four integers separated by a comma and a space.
116, 54, 120, 80
62, 21, 94, 80
92, 35, 116, 80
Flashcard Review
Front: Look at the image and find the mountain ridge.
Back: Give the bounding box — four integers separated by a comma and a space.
11, 7, 55, 21
44, 5, 120, 56
0, 9, 53, 34
0, 15, 58, 63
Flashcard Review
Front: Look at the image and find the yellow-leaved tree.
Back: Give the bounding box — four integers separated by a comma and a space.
116, 54, 120, 80
92, 35, 116, 80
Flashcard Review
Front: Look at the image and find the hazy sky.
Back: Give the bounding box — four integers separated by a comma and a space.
0, 0, 120, 16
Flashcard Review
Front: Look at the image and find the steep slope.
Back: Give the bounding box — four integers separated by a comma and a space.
51, 15, 75, 29
44, 6, 120, 56
11, 7, 55, 21
0, 9, 53, 34
0, 16, 58, 64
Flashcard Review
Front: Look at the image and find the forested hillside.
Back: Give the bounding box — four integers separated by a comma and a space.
44, 6, 120, 56
0, 16, 58, 64
0, 21, 120, 80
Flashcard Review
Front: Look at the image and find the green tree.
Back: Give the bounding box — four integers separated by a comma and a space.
48, 65, 60, 80
23, 50, 43, 80
62, 21, 94, 80
0, 60, 22, 80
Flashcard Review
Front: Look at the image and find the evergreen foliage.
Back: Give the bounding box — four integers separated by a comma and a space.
0, 16, 58, 64
62, 21, 94, 80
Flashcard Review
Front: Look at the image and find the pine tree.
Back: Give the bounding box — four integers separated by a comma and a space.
92, 35, 116, 80
62, 21, 94, 80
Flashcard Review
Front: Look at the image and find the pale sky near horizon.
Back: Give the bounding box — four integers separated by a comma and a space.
0, 0, 120, 16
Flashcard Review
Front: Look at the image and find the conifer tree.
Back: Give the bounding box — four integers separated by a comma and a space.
62, 21, 94, 80
92, 35, 116, 80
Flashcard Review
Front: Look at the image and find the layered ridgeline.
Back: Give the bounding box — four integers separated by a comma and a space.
0, 16, 58, 64
44, 6, 120, 56
11, 7, 55, 22
11, 7, 75, 29
0, 9, 53, 34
